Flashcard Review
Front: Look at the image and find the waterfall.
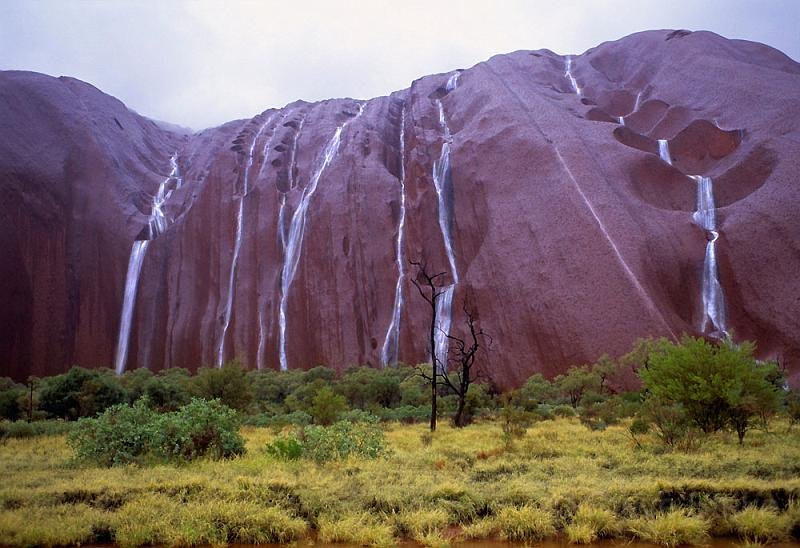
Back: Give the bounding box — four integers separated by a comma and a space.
430, 73, 460, 371
217, 115, 274, 367
690, 175, 728, 337
564, 56, 581, 96
279, 103, 366, 371
114, 153, 181, 374
618, 116, 625, 126
381, 108, 407, 367
433, 101, 459, 283
253, 113, 288, 371
633, 91, 642, 113
658, 139, 672, 165
434, 285, 454, 373
446, 71, 460, 91
114, 240, 150, 375
288, 116, 306, 187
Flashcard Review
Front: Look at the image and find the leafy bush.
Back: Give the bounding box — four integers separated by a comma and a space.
191, 363, 253, 412
553, 404, 577, 418
303, 420, 388, 462
143, 369, 192, 411
499, 395, 529, 447
0, 378, 24, 420
376, 405, 429, 423
153, 398, 245, 460
68, 398, 244, 466
264, 432, 304, 460
266, 420, 388, 463
69, 399, 157, 466
0, 419, 73, 439
339, 409, 380, 423
310, 386, 348, 425
639, 337, 782, 443
242, 410, 312, 428
638, 397, 696, 449
39, 367, 127, 420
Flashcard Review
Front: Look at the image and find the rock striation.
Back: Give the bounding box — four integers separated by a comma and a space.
1, 30, 799, 387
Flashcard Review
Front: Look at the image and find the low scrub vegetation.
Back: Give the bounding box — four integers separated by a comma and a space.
68, 397, 244, 466
1, 417, 799, 545
1, 336, 798, 545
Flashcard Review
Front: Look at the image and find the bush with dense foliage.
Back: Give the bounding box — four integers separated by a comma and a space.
38, 367, 127, 420
638, 337, 782, 443
266, 418, 388, 462
68, 397, 244, 466
0, 377, 25, 421
192, 362, 253, 411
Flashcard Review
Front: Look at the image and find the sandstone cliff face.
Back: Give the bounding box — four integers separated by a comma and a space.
1, 30, 799, 386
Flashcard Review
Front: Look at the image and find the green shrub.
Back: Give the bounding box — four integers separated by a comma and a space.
153, 398, 245, 460
303, 420, 388, 462
639, 337, 782, 443
68, 399, 157, 466
39, 367, 127, 420
191, 362, 253, 412
376, 405, 429, 423
339, 409, 380, 423
143, 369, 192, 411
553, 404, 577, 418
264, 432, 304, 460
0, 378, 24, 421
310, 386, 348, 425
68, 398, 244, 466
639, 397, 694, 449
0, 419, 73, 439
265, 420, 388, 463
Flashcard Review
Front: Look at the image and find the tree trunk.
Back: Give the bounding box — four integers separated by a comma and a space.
453, 395, 466, 427
429, 297, 437, 432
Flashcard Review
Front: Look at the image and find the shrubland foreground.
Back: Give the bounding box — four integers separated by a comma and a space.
1, 417, 800, 546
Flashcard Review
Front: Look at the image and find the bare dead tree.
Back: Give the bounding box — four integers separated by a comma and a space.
440, 300, 491, 427
409, 259, 447, 432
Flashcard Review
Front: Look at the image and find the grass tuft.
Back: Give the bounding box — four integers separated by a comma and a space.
496, 505, 555, 541
627, 509, 709, 547
318, 512, 394, 546
729, 506, 790, 543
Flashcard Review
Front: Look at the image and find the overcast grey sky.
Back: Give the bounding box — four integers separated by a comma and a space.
1, 0, 798, 130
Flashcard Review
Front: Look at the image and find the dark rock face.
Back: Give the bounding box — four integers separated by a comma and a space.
1, 30, 799, 387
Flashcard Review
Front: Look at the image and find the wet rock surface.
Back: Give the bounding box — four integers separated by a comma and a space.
1, 30, 799, 386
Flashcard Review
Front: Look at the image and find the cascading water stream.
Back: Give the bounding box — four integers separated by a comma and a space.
114, 154, 181, 374
691, 175, 728, 337
564, 56, 581, 96
218, 115, 275, 367
618, 116, 625, 126
114, 241, 150, 375
278, 103, 366, 371
380, 108, 407, 367
433, 101, 459, 283
658, 139, 672, 165
657, 138, 728, 337
434, 285, 454, 371
253, 113, 289, 370
431, 73, 460, 372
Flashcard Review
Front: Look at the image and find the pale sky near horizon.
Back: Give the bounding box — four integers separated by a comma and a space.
1, 0, 798, 130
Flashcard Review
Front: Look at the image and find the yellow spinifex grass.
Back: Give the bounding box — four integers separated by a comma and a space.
626, 509, 709, 547
0, 418, 799, 545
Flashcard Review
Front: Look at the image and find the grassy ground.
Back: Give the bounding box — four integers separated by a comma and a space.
1, 418, 799, 546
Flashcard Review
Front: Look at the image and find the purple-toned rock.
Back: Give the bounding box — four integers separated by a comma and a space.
1, 30, 799, 387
